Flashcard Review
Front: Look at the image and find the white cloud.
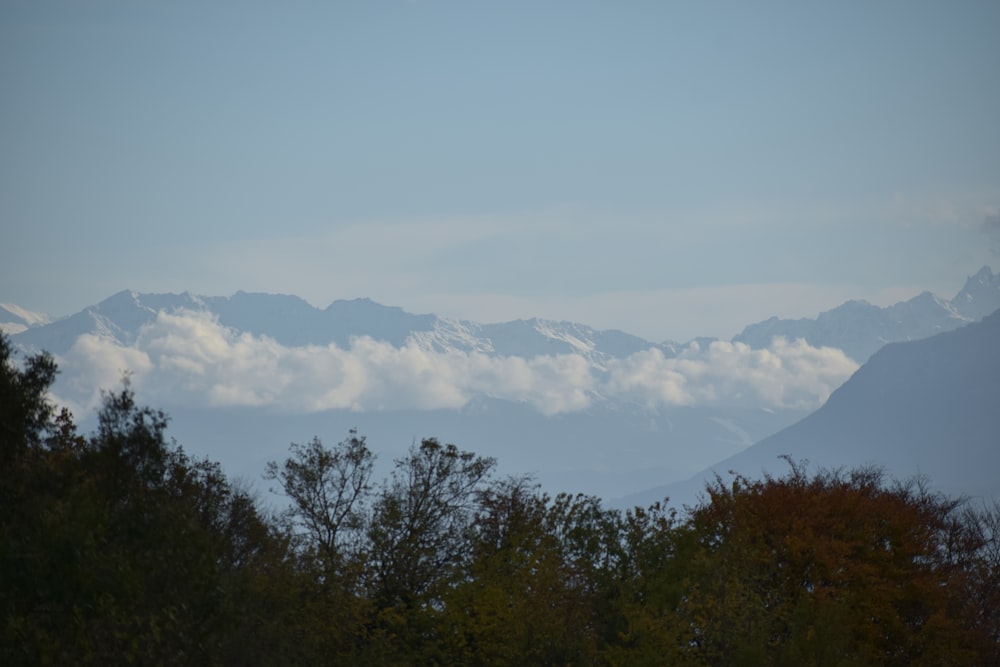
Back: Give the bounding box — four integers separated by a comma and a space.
54, 333, 155, 416
51, 310, 857, 418
604, 338, 858, 410
53, 310, 595, 416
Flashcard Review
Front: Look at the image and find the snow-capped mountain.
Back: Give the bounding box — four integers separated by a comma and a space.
11, 266, 998, 367
5, 267, 996, 501
734, 266, 999, 362
622, 307, 1000, 510
0, 303, 53, 335
11, 289, 669, 367
952, 265, 1000, 320
5, 290, 823, 500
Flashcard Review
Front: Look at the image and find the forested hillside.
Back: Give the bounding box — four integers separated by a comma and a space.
3, 335, 998, 666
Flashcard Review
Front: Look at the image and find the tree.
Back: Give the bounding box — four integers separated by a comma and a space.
359, 439, 494, 661
366, 438, 496, 608
604, 500, 692, 666
265, 430, 374, 580
1, 337, 294, 665
671, 461, 991, 666
440, 477, 602, 665
0, 335, 57, 500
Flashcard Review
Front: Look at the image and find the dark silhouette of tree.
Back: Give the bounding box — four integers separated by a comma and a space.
0, 336, 292, 666
265, 430, 374, 579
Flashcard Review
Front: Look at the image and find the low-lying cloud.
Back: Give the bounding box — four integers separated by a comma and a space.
52, 310, 857, 417
604, 339, 856, 410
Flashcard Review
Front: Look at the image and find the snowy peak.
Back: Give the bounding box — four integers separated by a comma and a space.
953, 266, 1000, 320
0, 303, 53, 335
9, 268, 997, 365
9, 290, 666, 365
734, 266, 997, 362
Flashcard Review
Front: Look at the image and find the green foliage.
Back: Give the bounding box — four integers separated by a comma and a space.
367, 439, 495, 606
0, 335, 293, 665
440, 478, 610, 665
2, 333, 998, 665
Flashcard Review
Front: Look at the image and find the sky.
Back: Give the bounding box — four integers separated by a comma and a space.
3, 0, 999, 342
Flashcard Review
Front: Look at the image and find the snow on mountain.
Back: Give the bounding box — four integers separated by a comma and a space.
6, 289, 835, 499
9, 290, 192, 357
10, 290, 676, 366
5, 274, 993, 501
734, 266, 998, 362
16, 267, 995, 368
0, 303, 53, 335
621, 307, 1000, 510
952, 265, 1000, 320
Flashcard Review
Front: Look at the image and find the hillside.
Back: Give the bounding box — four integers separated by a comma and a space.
622, 308, 1000, 509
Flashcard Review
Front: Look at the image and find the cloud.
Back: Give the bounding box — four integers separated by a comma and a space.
53, 310, 595, 416
51, 310, 858, 418
55, 333, 155, 417
604, 339, 858, 410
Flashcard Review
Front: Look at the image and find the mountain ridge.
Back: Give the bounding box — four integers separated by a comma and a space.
733, 268, 999, 361
5, 268, 996, 502
8, 267, 997, 366
619, 307, 1000, 509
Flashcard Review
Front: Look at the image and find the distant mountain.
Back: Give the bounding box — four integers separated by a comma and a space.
0, 303, 52, 335
6, 290, 813, 500
6, 270, 996, 501
952, 265, 1000, 320
623, 307, 1000, 510
12, 267, 998, 365
734, 266, 999, 362
11, 289, 670, 366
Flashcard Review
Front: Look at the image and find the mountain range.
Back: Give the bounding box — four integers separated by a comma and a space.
7, 266, 999, 364
3, 266, 998, 502
733, 265, 1000, 362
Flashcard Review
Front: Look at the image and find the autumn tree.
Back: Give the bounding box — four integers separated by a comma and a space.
670, 460, 993, 666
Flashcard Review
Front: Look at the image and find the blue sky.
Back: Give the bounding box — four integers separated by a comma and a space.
3, 0, 998, 341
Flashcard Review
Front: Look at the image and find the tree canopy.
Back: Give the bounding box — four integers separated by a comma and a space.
2, 334, 997, 665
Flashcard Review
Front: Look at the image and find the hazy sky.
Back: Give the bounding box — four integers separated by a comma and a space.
3, 0, 998, 341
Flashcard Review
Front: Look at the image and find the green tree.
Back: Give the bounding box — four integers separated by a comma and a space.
603, 500, 693, 666
1, 337, 294, 665
264, 431, 380, 662
364, 439, 495, 661
440, 477, 600, 665
367, 438, 496, 608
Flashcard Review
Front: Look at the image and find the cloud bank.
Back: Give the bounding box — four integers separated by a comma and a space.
52, 310, 857, 417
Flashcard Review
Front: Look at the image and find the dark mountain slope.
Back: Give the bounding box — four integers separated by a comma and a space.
622, 308, 1000, 510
